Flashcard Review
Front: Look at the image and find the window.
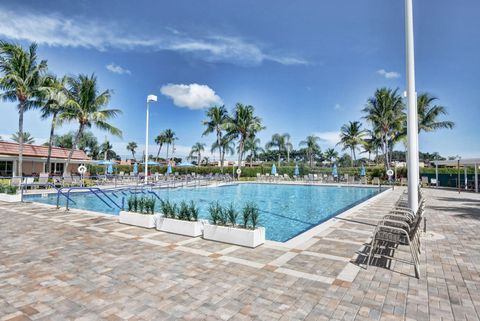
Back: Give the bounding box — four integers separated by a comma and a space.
0, 161, 13, 177
44, 162, 65, 174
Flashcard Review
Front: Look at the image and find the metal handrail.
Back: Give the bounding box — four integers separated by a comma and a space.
19, 182, 77, 206
62, 187, 122, 211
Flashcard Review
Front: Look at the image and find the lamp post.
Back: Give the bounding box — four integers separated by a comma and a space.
405, 0, 419, 212
145, 94, 158, 184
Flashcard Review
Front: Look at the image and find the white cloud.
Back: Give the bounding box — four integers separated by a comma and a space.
106, 63, 131, 75
160, 83, 223, 110
334, 103, 343, 111
314, 131, 340, 147
377, 69, 401, 79
0, 8, 307, 66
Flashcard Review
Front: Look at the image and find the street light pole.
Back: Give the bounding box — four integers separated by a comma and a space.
405, 0, 419, 212
145, 95, 158, 184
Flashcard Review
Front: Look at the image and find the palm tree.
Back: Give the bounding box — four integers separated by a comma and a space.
337, 121, 366, 166
265, 133, 290, 166
285, 134, 293, 164
324, 148, 338, 163
244, 137, 263, 167
126, 142, 137, 160
300, 135, 321, 167
100, 140, 113, 160
40, 75, 68, 173
363, 88, 405, 170
211, 135, 235, 167
154, 132, 167, 159
11, 131, 35, 144
225, 103, 265, 178
417, 93, 454, 133
163, 129, 176, 161
0, 41, 48, 176
60, 74, 122, 175
203, 105, 228, 172
189, 142, 206, 167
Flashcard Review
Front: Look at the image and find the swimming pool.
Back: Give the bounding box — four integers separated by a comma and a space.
26, 183, 384, 242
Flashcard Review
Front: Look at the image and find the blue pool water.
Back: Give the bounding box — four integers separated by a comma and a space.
26, 184, 384, 242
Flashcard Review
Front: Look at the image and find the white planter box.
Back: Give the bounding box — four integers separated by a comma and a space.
0, 193, 21, 203
119, 211, 156, 228
156, 217, 205, 237
203, 223, 265, 248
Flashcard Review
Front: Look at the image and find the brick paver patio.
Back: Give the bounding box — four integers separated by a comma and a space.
1, 187, 479, 320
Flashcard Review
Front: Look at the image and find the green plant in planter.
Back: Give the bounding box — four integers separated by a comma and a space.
144, 197, 156, 214
189, 201, 199, 221
0, 184, 6, 193
208, 201, 222, 225
242, 204, 250, 229
178, 201, 191, 221
226, 203, 238, 227
249, 203, 260, 229
160, 199, 175, 218
138, 197, 146, 213
127, 196, 135, 212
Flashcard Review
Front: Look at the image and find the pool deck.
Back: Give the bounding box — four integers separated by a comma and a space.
1, 187, 480, 320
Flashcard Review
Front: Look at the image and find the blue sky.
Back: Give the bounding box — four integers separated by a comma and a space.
0, 0, 478, 160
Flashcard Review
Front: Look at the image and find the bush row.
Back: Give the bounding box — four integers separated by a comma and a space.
87, 164, 475, 178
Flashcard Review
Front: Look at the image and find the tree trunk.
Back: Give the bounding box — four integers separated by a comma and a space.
132, 151, 135, 159
156, 144, 163, 159
17, 101, 25, 177
352, 148, 357, 167
217, 129, 223, 173
46, 112, 57, 174
198, 152, 201, 167
64, 124, 84, 176
278, 148, 281, 167
287, 147, 290, 164
250, 154, 253, 167
237, 139, 244, 179
166, 144, 169, 160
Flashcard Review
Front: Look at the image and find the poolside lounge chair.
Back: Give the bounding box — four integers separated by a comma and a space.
421, 176, 429, 187
38, 173, 49, 185
372, 177, 380, 185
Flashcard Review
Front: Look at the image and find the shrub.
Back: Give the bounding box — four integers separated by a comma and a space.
178, 201, 191, 221
249, 204, 260, 229
226, 203, 238, 227
189, 201, 199, 221
126, 195, 155, 214
160, 199, 177, 218
208, 201, 222, 225
242, 204, 250, 229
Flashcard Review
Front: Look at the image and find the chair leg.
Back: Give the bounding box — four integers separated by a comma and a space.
409, 243, 420, 279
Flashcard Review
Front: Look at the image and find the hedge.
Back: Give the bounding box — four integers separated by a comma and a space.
86, 164, 473, 179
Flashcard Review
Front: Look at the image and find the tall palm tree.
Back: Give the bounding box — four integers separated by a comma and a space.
299, 135, 321, 167
40, 75, 68, 173
60, 74, 122, 175
163, 129, 176, 161
202, 105, 228, 172
154, 132, 167, 159
285, 134, 293, 164
211, 135, 235, 167
244, 137, 263, 167
126, 142, 137, 160
11, 131, 35, 144
225, 103, 265, 178
363, 88, 405, 170
337, 121, 366, 166
0, 41, 48, 176
324, 148, 338, 163
265, 133, 290, 166
189, 142, 206, 167
417, 93, 454, 133
100, 140, 113, 160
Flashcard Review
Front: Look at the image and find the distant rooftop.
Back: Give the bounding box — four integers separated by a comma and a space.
0, 141, 90, 160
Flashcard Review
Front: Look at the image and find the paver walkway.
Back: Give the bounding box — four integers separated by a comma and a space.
1, 187, 479, 320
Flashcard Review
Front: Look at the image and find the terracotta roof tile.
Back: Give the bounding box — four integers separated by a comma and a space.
0, 141, 90, 160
